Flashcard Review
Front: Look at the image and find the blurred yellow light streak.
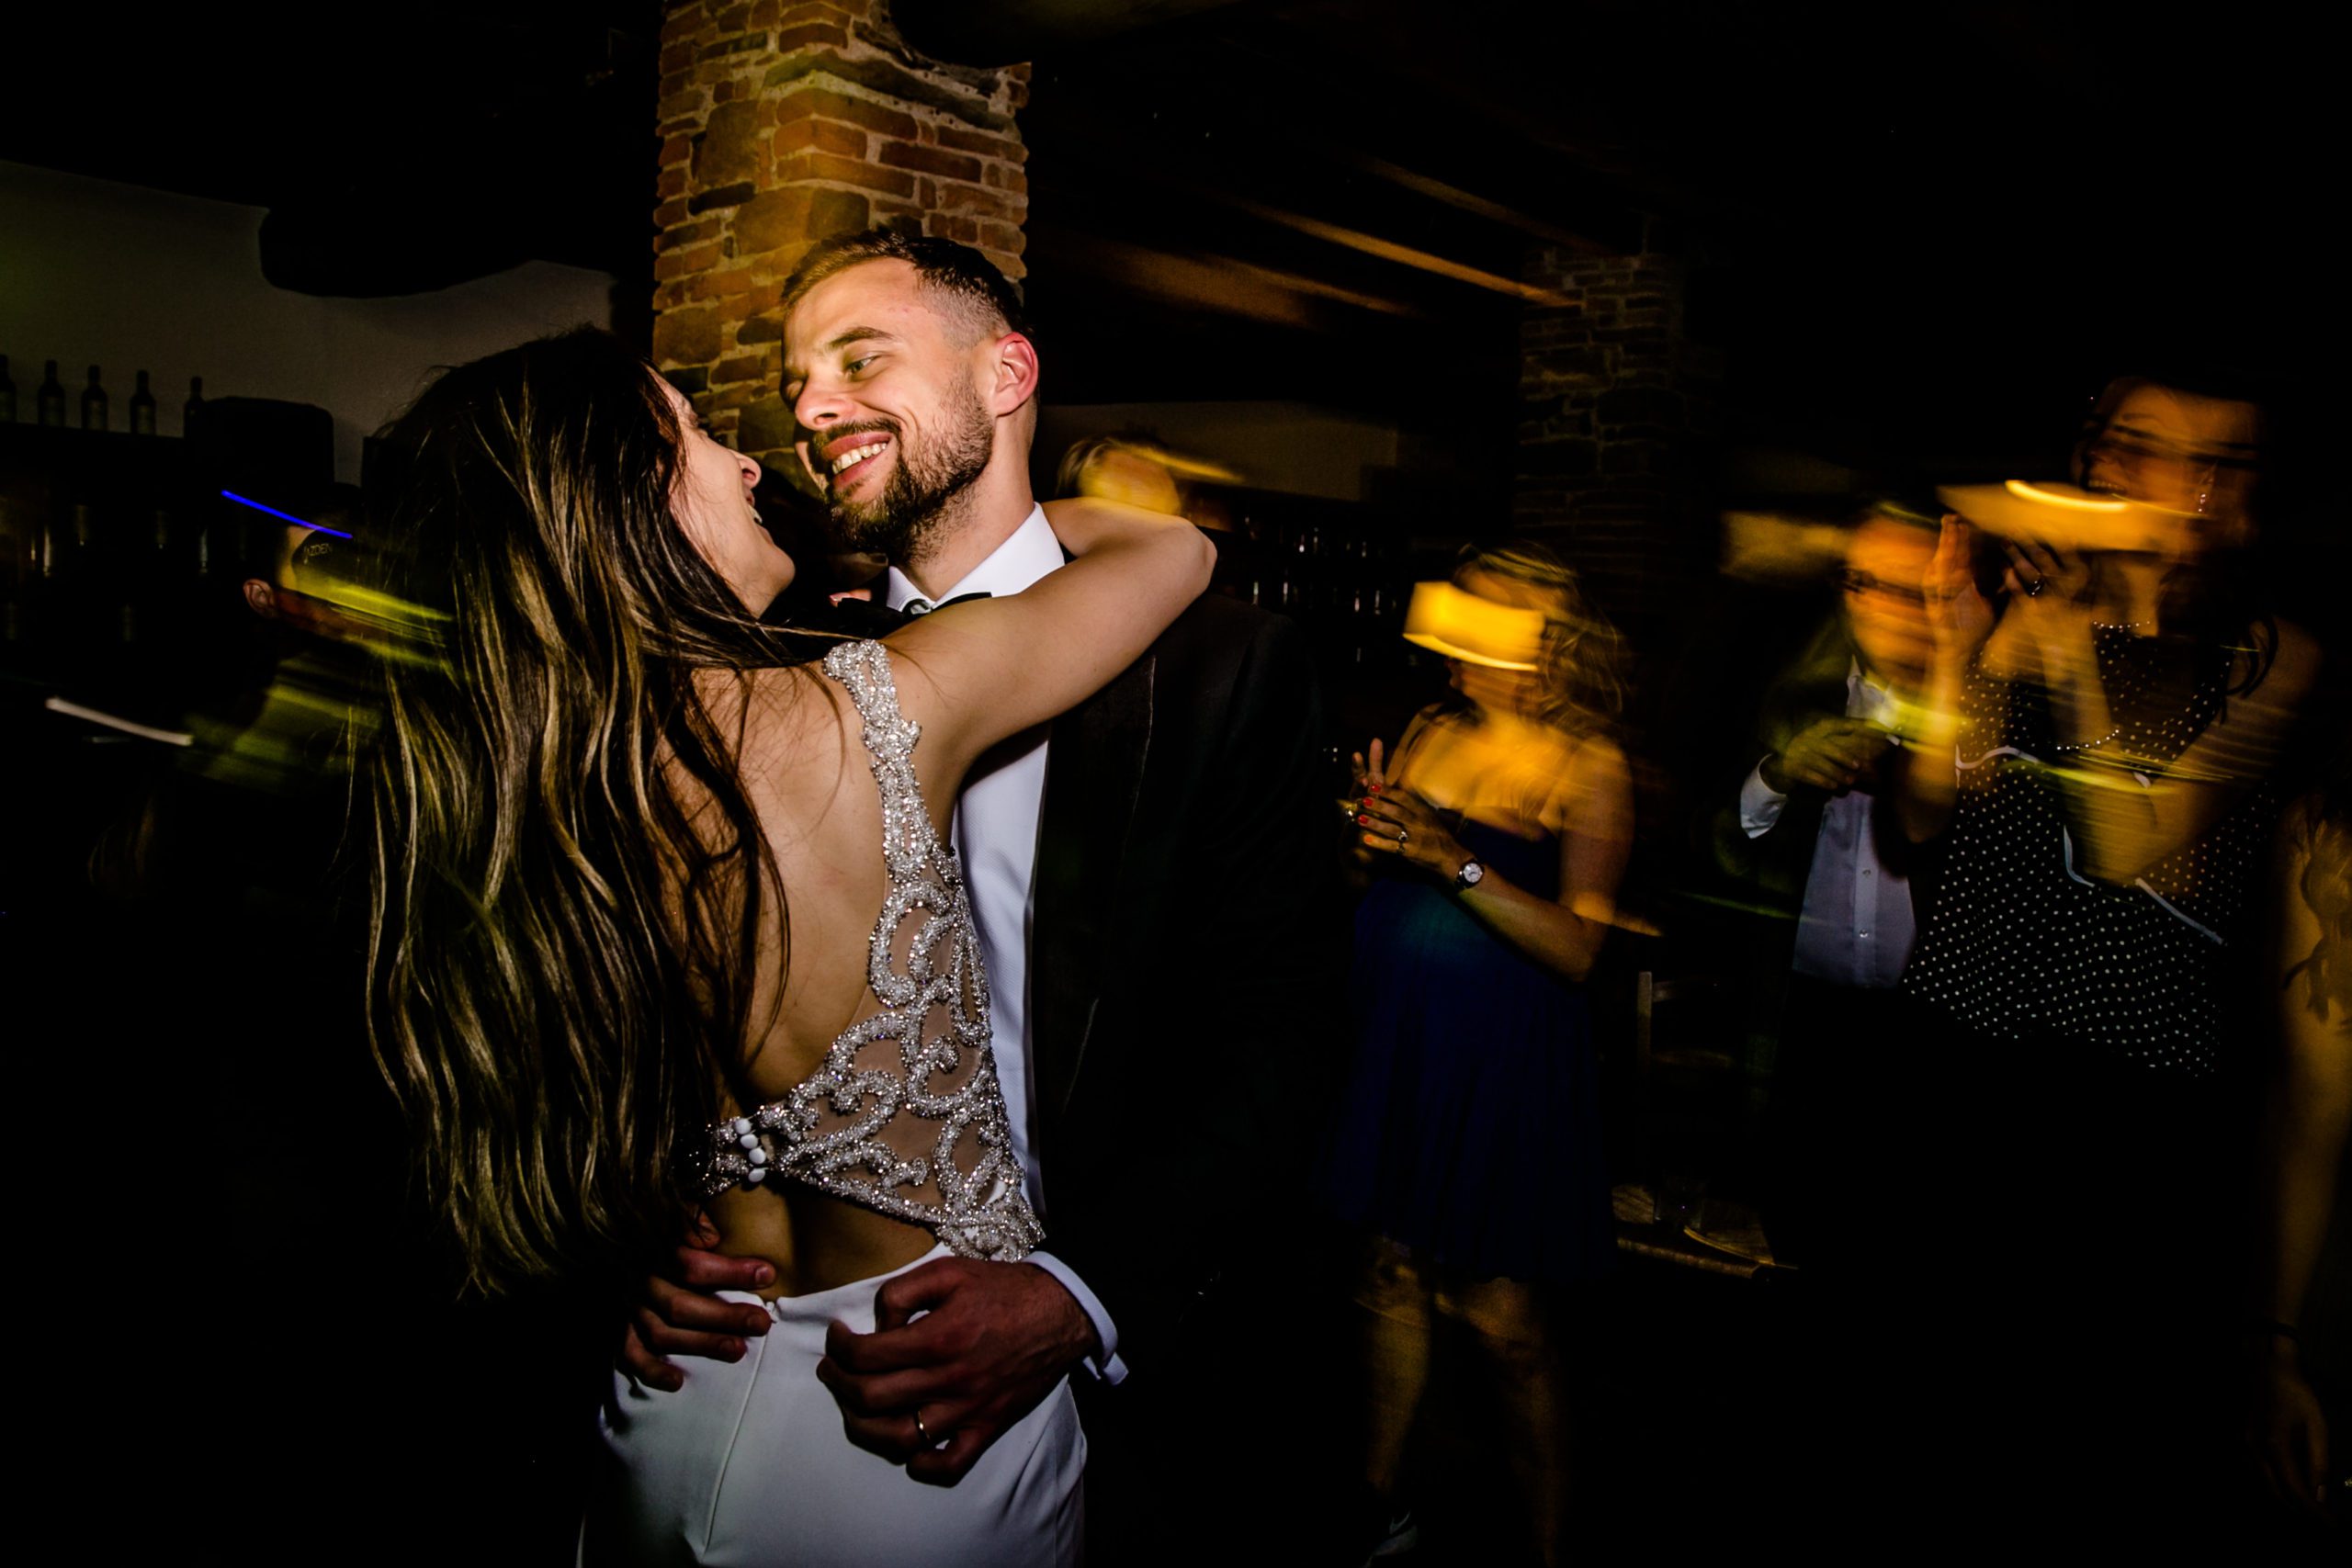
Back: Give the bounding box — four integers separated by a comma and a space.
1225, 195, 1583, 307
1121, 444, 1245, 484
1345, 151, 1611, 255
1401, 581, 1545, 670
1038, 223, 1419, 323
2005, 479, 2126, 512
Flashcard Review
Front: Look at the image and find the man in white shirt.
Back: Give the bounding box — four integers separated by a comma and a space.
875, 504, 1128, 1382
1713, 509, 1940, 1271
626, 231, 1340, 1557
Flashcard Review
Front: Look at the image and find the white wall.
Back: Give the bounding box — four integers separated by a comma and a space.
0, 161, 618, 481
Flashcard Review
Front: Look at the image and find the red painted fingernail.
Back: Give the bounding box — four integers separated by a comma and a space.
1366, 781, 1383, 795
1357, 814, 1372, 825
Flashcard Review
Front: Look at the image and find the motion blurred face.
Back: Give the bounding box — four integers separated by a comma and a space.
1447, 566, 1558, 718
2079, 382, 2260, 554
783, 259, 1001, 565
1840, 517, 1937, 682
1076, 445, 1183, 513
659, 378, 792, 613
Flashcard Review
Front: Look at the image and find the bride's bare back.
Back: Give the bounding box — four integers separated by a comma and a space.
687, 647, 997, 1296
661, 502, 1213, 1300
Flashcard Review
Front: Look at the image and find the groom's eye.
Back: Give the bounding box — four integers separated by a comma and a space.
845, 355, 877, 376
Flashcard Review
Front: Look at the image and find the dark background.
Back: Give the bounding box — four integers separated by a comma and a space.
5, 4, 2336, 1561
9, 1, 2329, 480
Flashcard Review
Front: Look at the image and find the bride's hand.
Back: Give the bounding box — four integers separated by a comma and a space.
616, 1211, 775, 1391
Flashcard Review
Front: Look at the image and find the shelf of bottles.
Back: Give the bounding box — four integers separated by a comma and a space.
0, 353, 254, 720
1222, 489, 1418, 671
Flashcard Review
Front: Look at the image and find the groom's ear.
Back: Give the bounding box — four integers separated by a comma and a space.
986, 331, 1040, 418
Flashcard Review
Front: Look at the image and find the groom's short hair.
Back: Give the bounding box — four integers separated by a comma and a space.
781, 228, 1030, 345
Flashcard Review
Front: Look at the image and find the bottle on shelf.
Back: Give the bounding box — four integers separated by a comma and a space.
129, 370, 157, 436
38, 501, 94, 591
82, 367, 108, 432
0, 499, 22, 597
185, 375, 206, 436
0, 355, 15, 423
38, 361, 67, 427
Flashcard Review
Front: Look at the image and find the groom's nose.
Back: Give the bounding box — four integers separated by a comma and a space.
792, 378, 850, 433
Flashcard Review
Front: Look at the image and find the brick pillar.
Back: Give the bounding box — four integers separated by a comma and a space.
1511, 248, 1709, 634
650, 1, 1030, 467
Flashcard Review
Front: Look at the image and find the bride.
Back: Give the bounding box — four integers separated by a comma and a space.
353, 329, 1210, 1564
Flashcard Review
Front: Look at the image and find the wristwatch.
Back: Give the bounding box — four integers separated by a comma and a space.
1453, 858, 1486, 890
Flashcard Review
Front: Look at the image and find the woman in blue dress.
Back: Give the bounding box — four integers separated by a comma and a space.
1329, 541, 1634, 1565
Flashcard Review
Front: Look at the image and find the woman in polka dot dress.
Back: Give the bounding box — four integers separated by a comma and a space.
1888, 374, 2323, 1539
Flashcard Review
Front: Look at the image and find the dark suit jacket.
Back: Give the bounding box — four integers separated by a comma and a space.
818, 589, 1340, 1371
1704, 613, 1941, 1008
1030, 592, 1339, 1370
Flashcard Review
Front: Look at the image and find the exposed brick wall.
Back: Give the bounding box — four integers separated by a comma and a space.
1511, 249, 1711, 634
650, 1, 1029, 466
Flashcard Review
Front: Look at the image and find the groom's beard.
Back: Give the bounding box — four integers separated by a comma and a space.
826, 378, 995, 567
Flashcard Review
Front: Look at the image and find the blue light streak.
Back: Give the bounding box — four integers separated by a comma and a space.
220, 490, 354, 539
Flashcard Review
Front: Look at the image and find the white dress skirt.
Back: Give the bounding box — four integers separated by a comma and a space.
582, 1245, 1086, 1567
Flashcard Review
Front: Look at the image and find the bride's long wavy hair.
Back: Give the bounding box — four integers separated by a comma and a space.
356, 329, 814, 1294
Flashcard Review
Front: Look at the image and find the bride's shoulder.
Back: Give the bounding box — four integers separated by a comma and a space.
692, 659, 860, 772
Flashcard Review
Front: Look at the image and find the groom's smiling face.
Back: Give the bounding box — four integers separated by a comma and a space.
781, 258, 999, 564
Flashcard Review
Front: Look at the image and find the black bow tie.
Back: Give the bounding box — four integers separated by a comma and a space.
902, 591, 994, 615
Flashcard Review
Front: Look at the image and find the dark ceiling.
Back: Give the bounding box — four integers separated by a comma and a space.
8, 3, 665, 295
9, 2, 2329, 475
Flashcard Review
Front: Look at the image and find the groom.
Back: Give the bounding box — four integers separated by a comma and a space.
624, 231, 1346, 1554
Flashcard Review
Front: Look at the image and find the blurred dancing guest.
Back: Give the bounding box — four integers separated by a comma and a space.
1328, 542, 1634, 1566
2245, 737, 2351, 1529
354, 327, 1211, 1566
1053, 432, 1183, 514
1713, 505, 1942, 1271
1895, 372, 2323, 1529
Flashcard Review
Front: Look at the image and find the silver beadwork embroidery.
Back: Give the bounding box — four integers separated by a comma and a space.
698, 639, 1042, 1262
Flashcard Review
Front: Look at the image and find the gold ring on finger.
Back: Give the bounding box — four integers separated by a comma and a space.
911, 1408, 931, 1447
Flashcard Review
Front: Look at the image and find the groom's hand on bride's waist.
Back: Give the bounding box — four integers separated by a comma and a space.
616, 1218, 775, 1393
816, 1258, 1099, 1487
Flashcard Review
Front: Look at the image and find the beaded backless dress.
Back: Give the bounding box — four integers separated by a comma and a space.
697, 639, 1042, 1259
587, 641, 1084, 1568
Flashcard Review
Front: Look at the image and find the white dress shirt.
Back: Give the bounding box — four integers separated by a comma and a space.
1738, 661, 1917, 989
885, 505, 1128, 1381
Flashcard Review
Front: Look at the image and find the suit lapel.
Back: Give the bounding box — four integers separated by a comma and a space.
1030, 650, 1155, 1150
